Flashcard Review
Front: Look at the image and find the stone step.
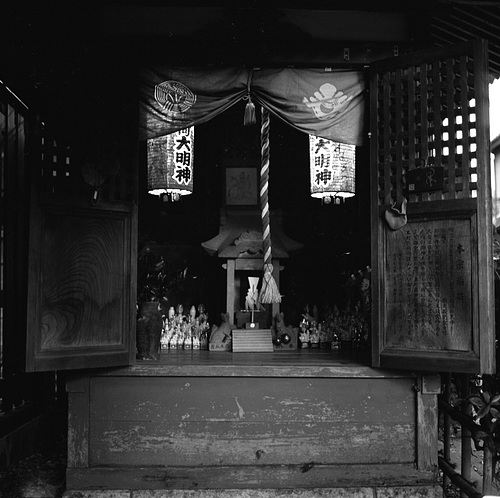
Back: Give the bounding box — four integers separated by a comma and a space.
62, 486, 443, 498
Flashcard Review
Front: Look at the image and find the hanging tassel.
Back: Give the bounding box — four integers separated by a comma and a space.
260, 263, 281, 304
243, 68, 256, 126
244, 95, 256, 126
258, 106, 281, 304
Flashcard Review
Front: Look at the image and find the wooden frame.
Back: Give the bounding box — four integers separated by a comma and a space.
66, 361, 439, 491
370, 39, 494, 373
378, 210, 480, 371
224, 258, 281, 326
225, 167, 258, 206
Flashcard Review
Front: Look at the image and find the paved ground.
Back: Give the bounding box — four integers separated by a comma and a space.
0, 408, 67, 498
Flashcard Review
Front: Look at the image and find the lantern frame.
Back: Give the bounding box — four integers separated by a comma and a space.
147, 127, 195, 200
309, 135, 355, 203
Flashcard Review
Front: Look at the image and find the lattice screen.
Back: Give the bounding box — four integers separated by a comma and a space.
40, 137, 72, 195
40, 135, 133, 203
373, 48, 479, 205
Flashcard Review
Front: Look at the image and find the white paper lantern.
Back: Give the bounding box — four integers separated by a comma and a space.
147, 127, 194, 200
309, 135, 355, 203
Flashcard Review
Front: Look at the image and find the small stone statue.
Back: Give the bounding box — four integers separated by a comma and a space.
309, 323, 320, 347
272, 312, 297, 349
302, 304, 315, 324
189, 305, 196, 322
299, 328, 310, 345
209, 313, 233, 346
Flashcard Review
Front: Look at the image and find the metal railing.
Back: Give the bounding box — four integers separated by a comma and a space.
439, 373, 498, 498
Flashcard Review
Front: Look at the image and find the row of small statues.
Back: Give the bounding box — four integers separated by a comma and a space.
160, 305, 237, 350
158, 302, 369, 352
299, 302, 369, 348
160, 303, 211, 350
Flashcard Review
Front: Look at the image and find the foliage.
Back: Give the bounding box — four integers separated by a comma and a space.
324, 266, 371, 345
455, 383, 500, 457
137, 244, 170, 304
470, 391, 500, 454
137, 241, 197, 307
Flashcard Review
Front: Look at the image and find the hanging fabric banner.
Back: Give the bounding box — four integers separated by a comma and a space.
252, 68, 365, 146
140, 66, 366, 146
140, 66, 249, 140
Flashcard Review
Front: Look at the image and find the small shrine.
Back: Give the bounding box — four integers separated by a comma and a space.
202, 207, 303, 328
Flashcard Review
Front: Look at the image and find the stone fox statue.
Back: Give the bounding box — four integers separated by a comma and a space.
209, 313, 233, 344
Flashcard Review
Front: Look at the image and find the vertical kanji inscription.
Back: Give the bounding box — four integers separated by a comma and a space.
385, 219, 472, 350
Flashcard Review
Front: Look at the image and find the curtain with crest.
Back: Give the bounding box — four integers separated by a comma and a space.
139, 66, 366, 145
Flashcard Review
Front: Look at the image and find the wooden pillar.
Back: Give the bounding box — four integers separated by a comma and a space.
271, 259, 280, 320
226, 259, 236, 325
460, 373, 472, 498
66, 374, 90, 469
443, 372, 451, 489
416, 374, 440, 471
483, 445, 494, 496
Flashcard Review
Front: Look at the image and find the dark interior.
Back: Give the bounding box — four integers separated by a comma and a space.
138, 99, 371, 328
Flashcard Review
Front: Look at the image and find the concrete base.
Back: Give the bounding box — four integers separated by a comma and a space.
63, 486, 443, 498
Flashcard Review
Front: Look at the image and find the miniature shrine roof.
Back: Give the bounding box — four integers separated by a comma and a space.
201, 208, 303, 259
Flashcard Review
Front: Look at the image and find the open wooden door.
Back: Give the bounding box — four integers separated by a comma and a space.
24, 124, 138, 372
370, 39, 494, 373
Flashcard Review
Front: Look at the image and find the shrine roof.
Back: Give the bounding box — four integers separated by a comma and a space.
201, 208, 303, 259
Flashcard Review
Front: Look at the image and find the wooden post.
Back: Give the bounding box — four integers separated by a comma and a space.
271, 259, 280, 320
483, 445, 494, 496
66, 374, 90, 469
417, 374, 440, 470
226, 259, 236, 325
460, 374, 471, 498
443, 372, 451, 489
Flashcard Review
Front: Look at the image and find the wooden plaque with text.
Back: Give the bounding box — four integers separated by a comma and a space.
385, 217, 473, 351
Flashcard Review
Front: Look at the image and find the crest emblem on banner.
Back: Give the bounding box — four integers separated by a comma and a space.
154, 81, 197, 115
303, 83, 354, 120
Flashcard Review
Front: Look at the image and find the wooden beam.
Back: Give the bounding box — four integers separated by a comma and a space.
67, 463, 438, 491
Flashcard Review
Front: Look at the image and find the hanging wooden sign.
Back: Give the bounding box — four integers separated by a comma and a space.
405, 166, 444, 194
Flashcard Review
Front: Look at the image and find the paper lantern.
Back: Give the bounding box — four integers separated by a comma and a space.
309, 135, 355, 204
147, 127, 194, 200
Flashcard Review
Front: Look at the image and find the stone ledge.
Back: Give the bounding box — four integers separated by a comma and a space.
63, 486, 443, 498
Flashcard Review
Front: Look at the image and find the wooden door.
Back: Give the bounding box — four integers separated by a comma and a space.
370, 39, 495, 373
24, 126, 138, 372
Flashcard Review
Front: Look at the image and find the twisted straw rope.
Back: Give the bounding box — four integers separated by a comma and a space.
259, 107, 281, 304
260, 107, 272, 266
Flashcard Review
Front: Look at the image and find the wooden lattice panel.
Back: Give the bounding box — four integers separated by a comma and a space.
40, 137, 72, 195
370, 40, 494, 374
39, 134, 133, 203
372, 43, 480, 206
